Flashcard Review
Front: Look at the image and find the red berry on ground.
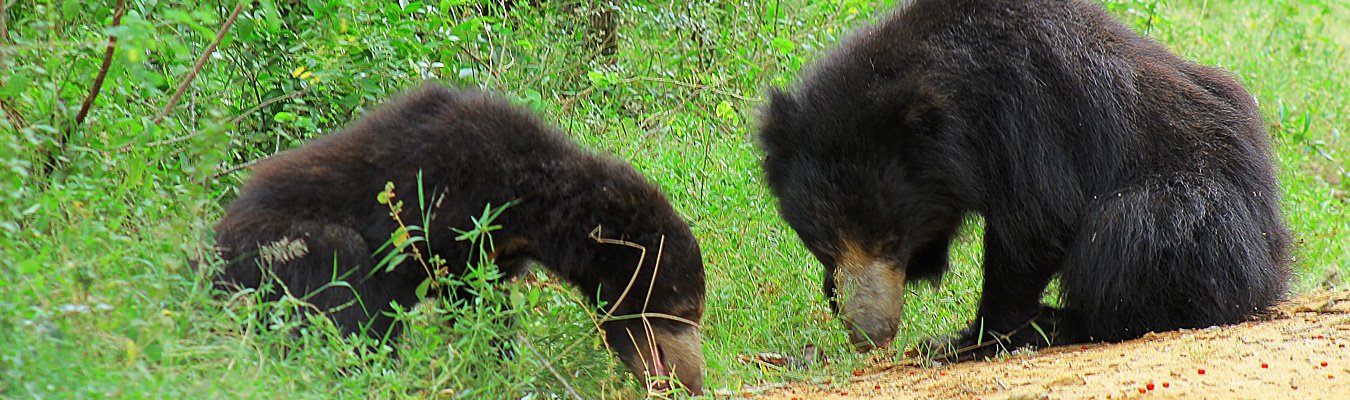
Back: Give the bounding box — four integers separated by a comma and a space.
1321, 361, 1329, 367
1139, 387, 1147, 394
874, 384, 881, 390
853, 369, 863, 377
1162, 382, 1170, 388
1261, 363, 1269, 368
1198, 369, 1206, 375
1146, 382, 1155, 390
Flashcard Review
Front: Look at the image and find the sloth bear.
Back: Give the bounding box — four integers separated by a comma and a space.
759, 0, 1290, 359
213, 84, 705, 393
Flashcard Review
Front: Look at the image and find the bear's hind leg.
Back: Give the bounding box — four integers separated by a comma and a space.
234, 220, 417, 345
1058, 176, 1287, 343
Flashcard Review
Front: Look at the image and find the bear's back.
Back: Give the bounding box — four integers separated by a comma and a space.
234, 84, 587, 215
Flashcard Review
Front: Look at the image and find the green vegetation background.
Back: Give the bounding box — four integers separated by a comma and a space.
1, 0, 1346, 398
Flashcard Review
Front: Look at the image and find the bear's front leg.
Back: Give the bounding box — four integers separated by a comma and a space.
933, 306, 1062, 361
936, 227, 1062, 361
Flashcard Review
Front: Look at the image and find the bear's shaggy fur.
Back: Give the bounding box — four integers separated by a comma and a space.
760, 0, 1290, 358
213, 84, 705, 392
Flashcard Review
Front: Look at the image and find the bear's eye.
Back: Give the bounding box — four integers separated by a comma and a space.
802, 241, 837, 266
875, 235, 906, 255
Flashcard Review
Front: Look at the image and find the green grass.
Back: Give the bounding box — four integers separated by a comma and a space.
2, 0, 1347, 398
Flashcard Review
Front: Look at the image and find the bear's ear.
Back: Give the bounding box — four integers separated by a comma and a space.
766, 89, 797, 124
759, 89, 799, 153
868, 80, 947, 140
903, 86, 946, 133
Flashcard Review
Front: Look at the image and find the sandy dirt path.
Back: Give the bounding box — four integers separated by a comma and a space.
731, 291, 1350, 399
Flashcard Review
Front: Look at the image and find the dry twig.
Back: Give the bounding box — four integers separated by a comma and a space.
117, 88, 308, 152
518, 335, 586, 400
152, 2, 247, 125
212, 155, 268, 179
39, 0, 127, 174
70, 0, 127, 131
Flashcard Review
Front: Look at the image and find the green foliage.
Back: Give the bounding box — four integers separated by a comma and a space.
1, 0, 1347, 398
1105, 0, 1168, 34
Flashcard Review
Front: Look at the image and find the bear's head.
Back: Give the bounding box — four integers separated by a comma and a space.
759, 80, 963, 351
580, 222, 706, 394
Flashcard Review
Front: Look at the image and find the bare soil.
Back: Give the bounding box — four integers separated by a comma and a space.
731, 291, 1350, 399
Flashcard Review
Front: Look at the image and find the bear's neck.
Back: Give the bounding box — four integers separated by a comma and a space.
507, 156, 693, 305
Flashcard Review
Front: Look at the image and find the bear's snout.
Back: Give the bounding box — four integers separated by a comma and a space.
833, 245, 907, 351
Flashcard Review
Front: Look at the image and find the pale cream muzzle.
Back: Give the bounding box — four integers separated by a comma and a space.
834, 242, 907, 351
615, 324, 705, 395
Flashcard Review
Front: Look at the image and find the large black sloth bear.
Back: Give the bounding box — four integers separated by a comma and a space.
760, 0, 1290, 359
213, 84, 705, 393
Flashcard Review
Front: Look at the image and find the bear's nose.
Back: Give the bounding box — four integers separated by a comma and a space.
833, 251, 907, 351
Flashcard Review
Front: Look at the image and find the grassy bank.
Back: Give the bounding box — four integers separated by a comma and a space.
2, 0, 1345, 397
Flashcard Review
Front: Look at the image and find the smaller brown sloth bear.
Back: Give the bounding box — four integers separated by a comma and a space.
212, 83, 705, 393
